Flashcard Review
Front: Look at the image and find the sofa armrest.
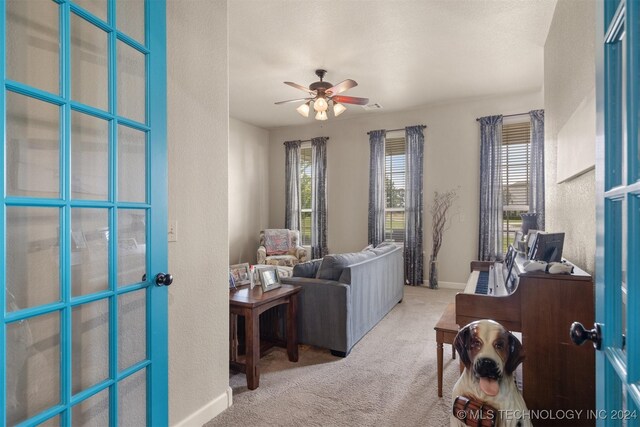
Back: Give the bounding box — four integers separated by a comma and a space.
257, 245, 267, 264
295, 246, 309, 262
281, 277, 351, 352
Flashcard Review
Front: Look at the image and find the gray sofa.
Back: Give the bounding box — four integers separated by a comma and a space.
281, 243, 404, 356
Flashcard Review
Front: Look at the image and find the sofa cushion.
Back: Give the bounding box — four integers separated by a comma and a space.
316, 251, 376, 281
371, 242, 399, 256
293, 259, 323, 278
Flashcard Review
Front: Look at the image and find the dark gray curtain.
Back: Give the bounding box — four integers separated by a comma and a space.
478, 115, 504, 261
368, 130, 386, 246
284, 140, 301, 231
404, 126, 425, 286
529, 110, 545, 230
311, 137, 328, 258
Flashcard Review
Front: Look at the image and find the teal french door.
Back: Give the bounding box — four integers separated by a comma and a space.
0, 0, 168, 425
596, 0, 640, 424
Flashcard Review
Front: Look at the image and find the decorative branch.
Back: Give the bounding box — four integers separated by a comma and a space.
430, 189, 458, 261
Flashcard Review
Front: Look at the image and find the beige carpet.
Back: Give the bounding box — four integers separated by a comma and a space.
206, 286, 461, 427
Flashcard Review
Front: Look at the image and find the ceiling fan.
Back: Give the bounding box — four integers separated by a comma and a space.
275, 69, 369, 120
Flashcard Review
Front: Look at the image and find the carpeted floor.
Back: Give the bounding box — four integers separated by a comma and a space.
205, 286, 460, 427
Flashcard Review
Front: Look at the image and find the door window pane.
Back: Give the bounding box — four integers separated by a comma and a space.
118, 369, 146, 426
71, 13, 108, 110
6, 92, 60, 198
73, 0, 107, 22
72, 299, 109, 393
117, 41, 146, 123
72, 111, 109, 200
72, 209, 109, 296
118, 126, 146, 202
117, 210, 146, 286
6, 311, 61, 426
118, 290, 146, 370
72, 389, 109, 427
116, 0, 145, 44
6, 207, 60, 312
6, 0, 59, 94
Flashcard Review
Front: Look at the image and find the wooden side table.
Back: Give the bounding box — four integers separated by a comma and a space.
229, 284, 301, 390
434, 302, 459, 397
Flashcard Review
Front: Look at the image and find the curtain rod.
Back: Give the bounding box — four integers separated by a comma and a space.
282, 137, 330, 145
475, 112, 530, 122
366, 125, 427, 135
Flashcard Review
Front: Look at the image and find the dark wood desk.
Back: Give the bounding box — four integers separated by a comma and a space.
229, 284, 301, 390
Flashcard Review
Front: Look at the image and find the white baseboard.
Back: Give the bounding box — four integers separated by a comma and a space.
173, 386, 232, 427
437, 281, 465, 290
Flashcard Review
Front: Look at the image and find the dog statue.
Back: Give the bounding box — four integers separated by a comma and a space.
450, 319, 531, 427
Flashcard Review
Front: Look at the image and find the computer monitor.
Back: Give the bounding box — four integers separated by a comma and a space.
530, 232, 565, 263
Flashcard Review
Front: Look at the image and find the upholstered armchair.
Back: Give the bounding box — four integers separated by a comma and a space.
257, 229, 309, 267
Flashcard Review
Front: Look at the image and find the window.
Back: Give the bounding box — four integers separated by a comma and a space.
384, 136, 406, 242
300, 145, 312, 246
501, 122, 531, 252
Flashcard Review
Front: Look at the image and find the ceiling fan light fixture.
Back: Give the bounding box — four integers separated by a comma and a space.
315, 110, 328, 121
314, 97, 328, 112
333, 102, 347, 117
296, 102, 310, 117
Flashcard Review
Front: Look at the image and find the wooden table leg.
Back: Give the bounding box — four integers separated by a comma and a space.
437, 332, 444, 398
286, 295, 299, 362
245, 308, 261, 390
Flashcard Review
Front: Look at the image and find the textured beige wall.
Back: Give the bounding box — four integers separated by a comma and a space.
544, 0, 596, 274
167, 0, 230, 424
268, 91, 542, 285
229, 118, 270, 264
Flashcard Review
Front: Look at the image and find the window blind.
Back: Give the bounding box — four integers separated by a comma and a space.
385, 137, 406, 242
300, 146, 312, 246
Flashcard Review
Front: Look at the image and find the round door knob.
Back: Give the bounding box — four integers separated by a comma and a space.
570, 322, 602, 350
155, 273, 173, 286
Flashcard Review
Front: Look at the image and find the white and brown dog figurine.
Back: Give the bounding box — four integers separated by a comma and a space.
451, 319, 531, 427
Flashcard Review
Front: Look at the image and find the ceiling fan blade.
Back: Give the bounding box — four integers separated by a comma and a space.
326, 79, 357, 96
332, 95, 369, 106
274, 98, 313, 105
284, 81, 315, 95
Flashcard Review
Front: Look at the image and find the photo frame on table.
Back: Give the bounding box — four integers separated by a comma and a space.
229, 263, 251, 286
229, 272, 236, 289
258, 266, 281, 292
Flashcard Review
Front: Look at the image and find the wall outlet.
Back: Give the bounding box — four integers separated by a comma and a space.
168, 220, 177, 242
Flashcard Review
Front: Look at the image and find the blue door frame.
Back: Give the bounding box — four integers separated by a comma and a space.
596, 0, 640, 424
1, 0, 168, 425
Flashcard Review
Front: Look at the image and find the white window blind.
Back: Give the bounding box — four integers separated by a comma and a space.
300, 146, 312, 246
385, 137, 405, 242
501, 122, 531, 250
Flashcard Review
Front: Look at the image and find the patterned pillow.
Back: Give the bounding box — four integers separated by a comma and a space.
264, 229, 290, 255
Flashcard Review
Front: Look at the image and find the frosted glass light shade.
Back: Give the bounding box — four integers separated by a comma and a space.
296, 102, 310, 117
315, 110, 328, 121
313, 97, 328, 112
333, 102, 346, 116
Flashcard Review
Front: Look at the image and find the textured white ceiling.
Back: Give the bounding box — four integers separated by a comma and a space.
229, 0, 557, 129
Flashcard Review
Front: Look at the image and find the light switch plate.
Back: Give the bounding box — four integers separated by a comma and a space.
168, 220, 177, 242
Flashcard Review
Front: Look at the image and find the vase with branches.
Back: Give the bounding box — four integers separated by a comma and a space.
429, 189, 458, 289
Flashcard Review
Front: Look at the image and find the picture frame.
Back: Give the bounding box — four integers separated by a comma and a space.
229, 271, 236, 289
229, 263, 251, 286
258, 266, 281, 292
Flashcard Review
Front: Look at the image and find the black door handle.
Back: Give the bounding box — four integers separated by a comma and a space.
155, 273, 173, 286
570, 322, 602, 350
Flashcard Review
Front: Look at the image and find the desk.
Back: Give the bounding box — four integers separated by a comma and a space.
229, 284, 301, 390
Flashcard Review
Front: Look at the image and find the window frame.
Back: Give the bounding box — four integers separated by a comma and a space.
501, 120, 531, 251
299, 143, 313, 247
384, 133, 406, 244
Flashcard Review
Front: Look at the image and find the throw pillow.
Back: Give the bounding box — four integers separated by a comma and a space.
316, 251, 376, 281
292, 259, 323, 278
371, 242, 398, 256
264, 229, 290, 255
